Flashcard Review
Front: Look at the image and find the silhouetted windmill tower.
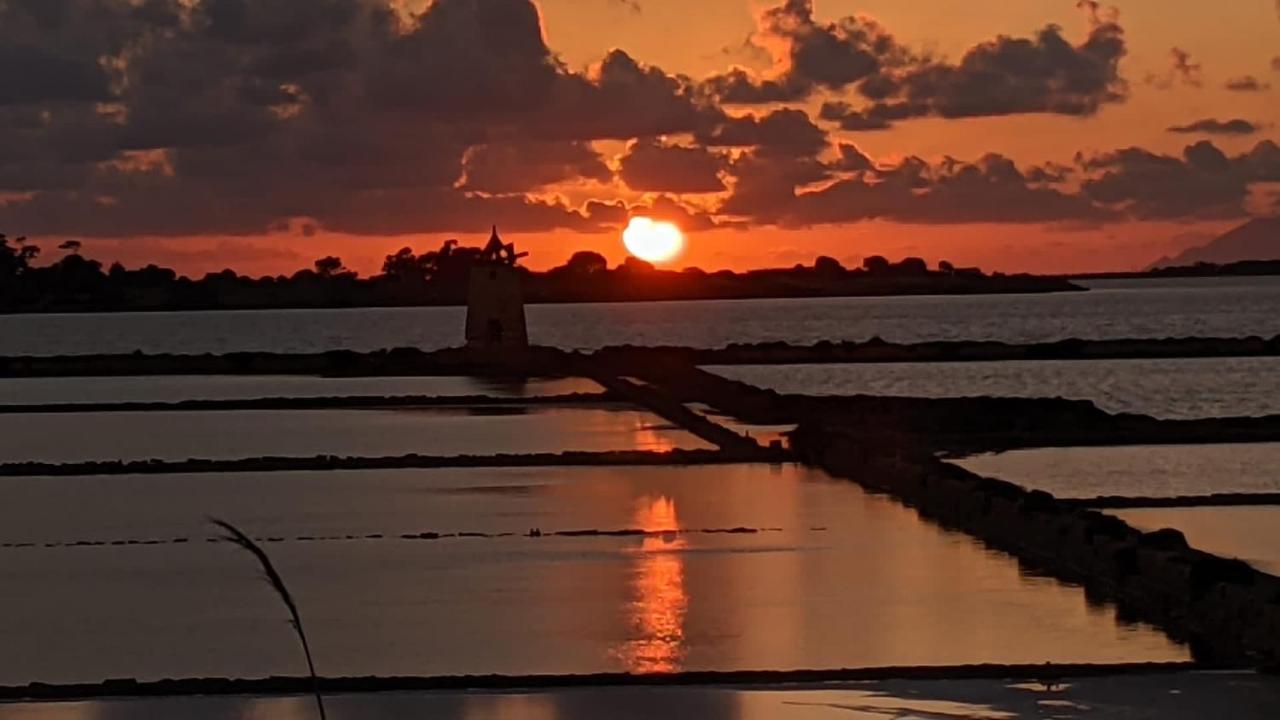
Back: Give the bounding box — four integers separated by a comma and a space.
465, 226, 529, 350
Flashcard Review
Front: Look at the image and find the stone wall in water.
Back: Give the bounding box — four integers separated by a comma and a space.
791, 425, 1280, 668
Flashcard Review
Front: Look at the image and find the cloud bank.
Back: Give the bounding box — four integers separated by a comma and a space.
0, 0, 1274, 247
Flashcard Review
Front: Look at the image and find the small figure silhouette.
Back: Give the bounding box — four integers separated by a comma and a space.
1039, 662, 1062, 691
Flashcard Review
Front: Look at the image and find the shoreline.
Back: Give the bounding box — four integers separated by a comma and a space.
0, 448, 778, 478
0, 662, 1201, 703
2, 336, 1280, 379
0, 392, 618, 414
0, 277, 1084, 316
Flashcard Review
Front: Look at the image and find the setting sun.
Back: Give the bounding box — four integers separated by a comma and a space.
623, 217, 685, 264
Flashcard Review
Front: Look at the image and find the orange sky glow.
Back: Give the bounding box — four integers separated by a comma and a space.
5, 0, 1279, 276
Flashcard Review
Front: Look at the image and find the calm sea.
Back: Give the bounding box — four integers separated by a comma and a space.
709, 356, 1280, 419
0, 464, 1183, 684
2, 278, 1269, 686
0, 277, 1277, 356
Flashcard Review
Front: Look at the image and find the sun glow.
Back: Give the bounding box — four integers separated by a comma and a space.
622, 217, 685, 264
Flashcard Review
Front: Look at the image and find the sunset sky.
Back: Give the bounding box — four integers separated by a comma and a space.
3, 0, 1279, 275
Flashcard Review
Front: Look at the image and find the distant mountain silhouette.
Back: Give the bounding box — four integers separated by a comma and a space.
1149, 217, 1280, 269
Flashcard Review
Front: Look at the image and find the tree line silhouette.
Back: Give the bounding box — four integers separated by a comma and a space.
1, 233, 1067, 313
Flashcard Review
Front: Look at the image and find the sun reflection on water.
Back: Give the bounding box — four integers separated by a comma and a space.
614, 495, 688, 674
631, 417, 680, 452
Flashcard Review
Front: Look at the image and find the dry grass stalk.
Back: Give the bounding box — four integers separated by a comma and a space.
211, 518, 327, 720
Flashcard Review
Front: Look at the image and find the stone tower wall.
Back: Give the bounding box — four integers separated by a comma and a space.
465, 264, 529, 349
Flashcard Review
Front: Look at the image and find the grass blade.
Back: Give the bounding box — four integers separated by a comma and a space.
210, 518, 327, 720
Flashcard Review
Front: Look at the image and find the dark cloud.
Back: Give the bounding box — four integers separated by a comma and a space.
316, 189, 603, 236
640, 195, 722, 232
700, 0, 911, 104
844, 19, 1128, 125
0, 105, 120, 190
1167, 118, 1261, 135
699, 68, 809, 105
830, 143, 875, 172
818, 99, 921, 131
1079, 141, 1265, 219
0, 44, 114, 106
0, 175, 608, 238
1237, 140, 1280, 182
1224, 75, 1270, 92
1147, 47, 1202, 89
365, 0, 563, 115
618, 140, 725, 193
0, 0, 718, 237
705, 0, 1126, 128
716, 139, 1280, 228
462, 141, 612, 194
0, 0, 1270, 243
583, 195, 720, 232
1170, 47, 1202, 86
695, 108, 828, 156
1273, 57, 1280, 72
721, 150, 1107, 227
531, 50, 716, 141
1025, 162, 1074, 184
0, 0, 134, 106
718, 149, 831, 220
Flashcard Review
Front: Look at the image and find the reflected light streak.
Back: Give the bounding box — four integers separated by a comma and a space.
614, 496, 688, 674
461, 693, 558, 720
632, 417, 679, 452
